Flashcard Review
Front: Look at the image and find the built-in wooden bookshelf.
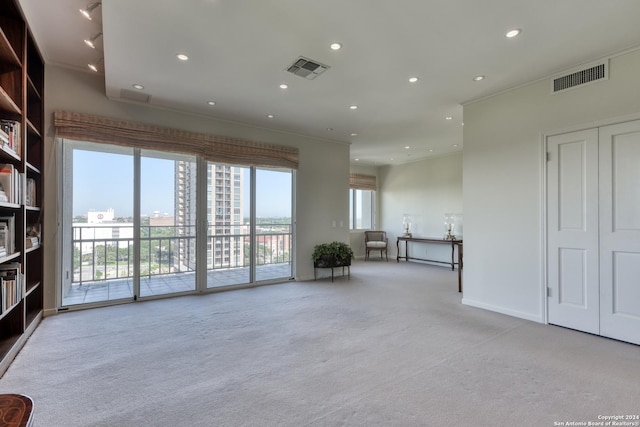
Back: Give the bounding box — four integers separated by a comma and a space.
0, 0, 44, 377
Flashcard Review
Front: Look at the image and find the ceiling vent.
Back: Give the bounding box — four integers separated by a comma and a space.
286, 56, 330, 80
551, 60, 608, 94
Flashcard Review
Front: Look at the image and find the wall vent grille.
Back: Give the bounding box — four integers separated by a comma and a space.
552, 61, 608, 93
286, 56, 330, 80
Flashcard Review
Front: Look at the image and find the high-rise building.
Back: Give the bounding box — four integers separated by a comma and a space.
175, 162, 244, 271
175, 161, 197, 270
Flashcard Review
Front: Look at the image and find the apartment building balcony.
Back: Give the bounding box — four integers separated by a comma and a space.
63, 224, 293, 306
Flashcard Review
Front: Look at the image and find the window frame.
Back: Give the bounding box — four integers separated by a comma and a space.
349, 188, 376, 231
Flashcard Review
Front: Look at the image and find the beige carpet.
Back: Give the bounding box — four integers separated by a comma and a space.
1, 261, 638, 426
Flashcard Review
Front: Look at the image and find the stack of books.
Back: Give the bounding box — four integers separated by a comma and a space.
0, 120, 21, 158
0, 263, 23, 314
0, 163, 21, 204
0, 214, 15, 256
0, 183, 7, 203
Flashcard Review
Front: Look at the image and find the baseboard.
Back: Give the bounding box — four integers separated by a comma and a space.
43, 308, 59, 317
461, 298, 543, 323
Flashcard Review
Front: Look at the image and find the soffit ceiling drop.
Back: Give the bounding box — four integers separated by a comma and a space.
17, 0, 640, 165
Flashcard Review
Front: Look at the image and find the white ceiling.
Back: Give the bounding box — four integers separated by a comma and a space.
18, 0, 640, 165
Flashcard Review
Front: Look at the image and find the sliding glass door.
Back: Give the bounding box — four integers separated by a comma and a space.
62, 141, 135, 306
255, 168, 293, 281
62, 140, 294, 308
204, 165, 293, 287
206, 163, 250, 288
139, 150, 197, 297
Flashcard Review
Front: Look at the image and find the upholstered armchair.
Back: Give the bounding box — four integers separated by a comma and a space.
364, 231, 388, 261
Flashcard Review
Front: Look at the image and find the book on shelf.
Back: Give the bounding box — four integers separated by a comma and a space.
0, 120, 21, 158
0, 163, 21, 204
25, 177, 36, 206
0, 127, 8, 145
0, 223, 8, 255
0, 262, 23, 314
0, 214, 15, 255
0, 164, 13, 203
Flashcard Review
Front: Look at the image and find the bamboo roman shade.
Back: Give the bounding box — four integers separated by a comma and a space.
349, 173, 377, 191
54, 111, 299, 169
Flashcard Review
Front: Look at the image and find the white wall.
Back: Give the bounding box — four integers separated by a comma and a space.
43, 65, 350, 311
378, 152, 463, 261
462, 48, 640, 322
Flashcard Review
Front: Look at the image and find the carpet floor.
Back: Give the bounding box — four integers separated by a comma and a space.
1, 261, 638, 426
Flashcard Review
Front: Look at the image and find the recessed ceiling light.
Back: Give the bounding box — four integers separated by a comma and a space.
350, 133, 358, 137
445, 116, 453, 120
409, 77, 419, 83
279, 83, 288, 89
327, 128, 334, 131
505, 29, 521, 38
330, 42, 342, 51
267, 114, 275, 119
405, 146, 410, 149
176, 53, 189, 61
207, 101, 216, 106
88, 57, 103, 72
349, 105, 358, 110
79, 1, 101, 20
429, 149, 434, 152
453, 144, 459, 147
132, 84, 144, 90
83, 33, 102, 49
355, 158, 360, 162
473, 75, 485, 81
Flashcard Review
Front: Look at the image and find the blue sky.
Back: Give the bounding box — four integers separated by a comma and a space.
73, 150, 292, 218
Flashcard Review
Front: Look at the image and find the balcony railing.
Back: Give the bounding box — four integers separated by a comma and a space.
71, 223, 292, 286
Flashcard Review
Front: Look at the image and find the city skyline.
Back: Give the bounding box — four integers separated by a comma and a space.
73, 150, 292, 218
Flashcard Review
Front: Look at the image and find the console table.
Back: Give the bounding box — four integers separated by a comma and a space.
396, 237, 463, 292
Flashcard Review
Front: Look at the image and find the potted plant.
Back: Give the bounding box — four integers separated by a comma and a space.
312, 241, 354, 268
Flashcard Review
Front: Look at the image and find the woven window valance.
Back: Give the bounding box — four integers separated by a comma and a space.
349, 173, 377, 191
54, 111, 299, 169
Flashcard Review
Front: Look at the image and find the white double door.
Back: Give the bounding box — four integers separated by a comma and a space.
547, 119, 640, 345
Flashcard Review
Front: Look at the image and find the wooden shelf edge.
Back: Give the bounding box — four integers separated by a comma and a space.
25, 161, 40, 174
26, 75, 41, 100
0, 310, 42, 378
0, 143, 20, 162
25, 118, 41, 138
0, 202, 20, 210
25, 244, 40, 254
0, 26, 21, 70
0, 333, 21, 375
0, 252, 20, 263
25, 280, 41, 296
0, 302, 19, 321
25, 307, 42, 328
0, 85, 20, 115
